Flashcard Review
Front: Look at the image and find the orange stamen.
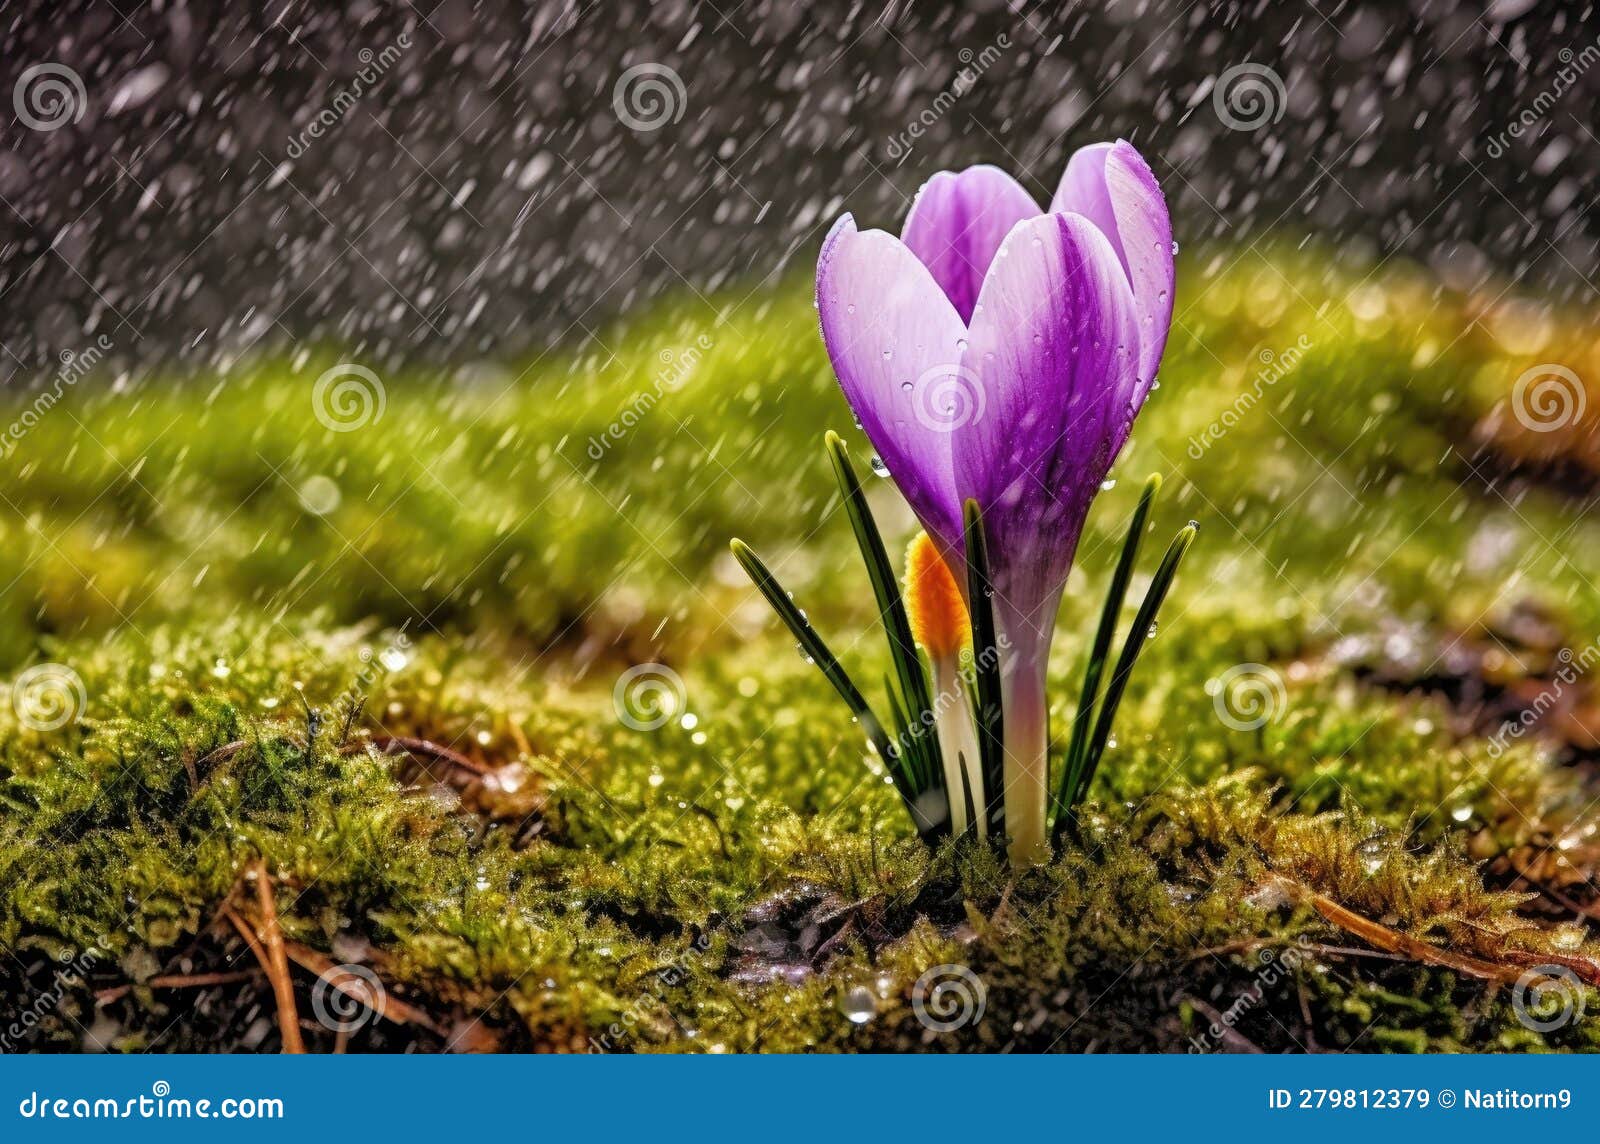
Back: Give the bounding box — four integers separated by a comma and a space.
904, 532, 970, 660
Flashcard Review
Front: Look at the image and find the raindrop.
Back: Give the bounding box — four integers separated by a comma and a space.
869, 455, 890, 477
840, 985, 877, 1024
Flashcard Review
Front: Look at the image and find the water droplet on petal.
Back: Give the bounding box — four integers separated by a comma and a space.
869, 455, 890, 477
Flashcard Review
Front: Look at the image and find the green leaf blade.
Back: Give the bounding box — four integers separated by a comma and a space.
729, 538, 938, 839
1055, 473, 1161, 825
1072, 522, 1197, 808
827, 432, 941, 793
962, 499, 1006, 837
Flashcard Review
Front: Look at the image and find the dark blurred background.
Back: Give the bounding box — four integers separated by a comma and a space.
0, 0, 1596, 381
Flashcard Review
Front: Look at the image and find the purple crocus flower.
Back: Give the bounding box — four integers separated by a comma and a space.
815, 141, 1175, 865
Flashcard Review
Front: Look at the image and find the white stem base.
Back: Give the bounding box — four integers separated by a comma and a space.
1002, 668, 1051, 868
994, 598, 1058, 870
933, 657, 986, 840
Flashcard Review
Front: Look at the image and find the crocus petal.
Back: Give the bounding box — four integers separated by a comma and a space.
901, 165, 1040, 324
1050, 141, 1174, 399
817, 213, 970, 552
952, 210, 1140, 622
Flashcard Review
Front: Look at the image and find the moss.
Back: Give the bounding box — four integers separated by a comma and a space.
3, 249, 1599, 1052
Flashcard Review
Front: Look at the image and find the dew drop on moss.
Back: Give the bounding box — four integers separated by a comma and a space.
840, 985, 876, 1024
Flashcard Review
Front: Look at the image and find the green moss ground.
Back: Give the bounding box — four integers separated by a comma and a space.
3, 247, 1600, 1052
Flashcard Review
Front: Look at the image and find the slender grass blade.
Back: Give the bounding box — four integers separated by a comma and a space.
826, 432, 940, 792
1072, 523, 1197, 808
1055, 474, 1161, 823
962, 499, 1006, 836
730, 538, 937, 838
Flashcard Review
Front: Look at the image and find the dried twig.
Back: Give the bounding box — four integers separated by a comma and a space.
354, 735, 489, 776
188, 740, 248, 789
1181, 994, 1265, 1053
251, 861, 305, 1053
281, 941, 445, 1035
95, 970, 261, 1006
1283, 880, 1600, 986
221, 864, 305, 1054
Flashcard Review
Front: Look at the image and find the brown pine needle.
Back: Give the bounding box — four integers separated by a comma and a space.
281, 941, 445, 1035
95, 970, 260, 1006
1282, 880, 1600, 986
1181, 994, 1265, 1053
222, 862, 305, 1054
370, 735, 489, 774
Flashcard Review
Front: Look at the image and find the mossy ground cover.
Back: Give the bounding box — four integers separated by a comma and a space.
3, 248, 1600, 1052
